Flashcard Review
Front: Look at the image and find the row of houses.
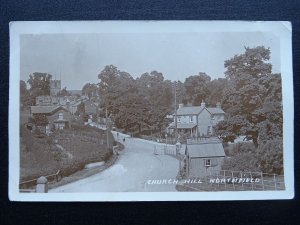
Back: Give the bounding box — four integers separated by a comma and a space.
36, 95, 98, 114
29, 95, 100, 134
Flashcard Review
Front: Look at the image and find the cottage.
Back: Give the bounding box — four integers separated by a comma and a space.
30, 105, 72, 134
185, 140, 225, 178
167, 101, 225, 137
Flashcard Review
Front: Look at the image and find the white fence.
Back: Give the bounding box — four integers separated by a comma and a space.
178, 169, 285, 191
153, 145, 177, 156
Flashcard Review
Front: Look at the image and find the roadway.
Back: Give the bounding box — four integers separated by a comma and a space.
50, 132, 179, 192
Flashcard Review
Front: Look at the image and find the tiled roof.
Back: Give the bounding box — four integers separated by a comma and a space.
168, 123, 197, 129
177, 105, 225, 116
31, 105, 66, 114
206, 107, 225, 114
177, 106, 203, 115
187, 142, 225, 158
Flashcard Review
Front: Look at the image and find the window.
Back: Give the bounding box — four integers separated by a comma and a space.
190, 116, 193, 122
58, 113, 63, 120
207, 126, 211, 135
177, 116, 181, 122
59, 124, 64, 130
205, 159, 211, 167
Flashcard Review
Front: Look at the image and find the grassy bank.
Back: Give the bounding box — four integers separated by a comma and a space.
20, 125, 114, 185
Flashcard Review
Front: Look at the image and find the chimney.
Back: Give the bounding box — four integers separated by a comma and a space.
201, 100, 206, 108
216, 102, 221, 108
178, 103, 183, 108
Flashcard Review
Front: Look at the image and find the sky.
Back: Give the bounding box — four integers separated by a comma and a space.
20, 32, 280, 90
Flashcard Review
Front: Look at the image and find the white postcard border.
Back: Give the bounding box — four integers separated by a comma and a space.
9, 21, 294, 201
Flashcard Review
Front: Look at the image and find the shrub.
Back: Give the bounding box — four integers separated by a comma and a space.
256, 139, 283, 174
222, 152, 260, 172
222, 139, 284, 174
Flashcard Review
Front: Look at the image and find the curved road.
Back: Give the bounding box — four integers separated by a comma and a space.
50, 132, 179, 192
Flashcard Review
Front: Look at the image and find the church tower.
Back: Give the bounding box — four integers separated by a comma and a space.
50, 79, 61, 96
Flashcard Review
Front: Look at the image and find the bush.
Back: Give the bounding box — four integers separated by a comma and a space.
256, 139, 283, 174
20, 123, 114, 182
222, 139, 284, 174
222, 153, 260, 172
223, 142, 256, 157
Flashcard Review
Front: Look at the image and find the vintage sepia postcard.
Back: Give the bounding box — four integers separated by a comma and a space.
9, 21, 294, 201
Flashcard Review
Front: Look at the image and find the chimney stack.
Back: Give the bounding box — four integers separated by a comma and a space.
178, 103, 183, 108
216, 102, 221, 108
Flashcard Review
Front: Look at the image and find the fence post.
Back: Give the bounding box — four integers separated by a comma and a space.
250, 172, 254, 190
240, 172, 244, 191
36, 176, 48, 193
261, 172, 265, 191
232, 171, 235, 191
223, 170, 227, 191
273, 174, 277, 191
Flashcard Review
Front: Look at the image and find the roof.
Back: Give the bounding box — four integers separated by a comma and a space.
69, 100, 82, 106
68, 90, 82, 95
177, 105, 225, 116
177, 106, 203, 116
31, 105, 67, 114
206, 107, 225, 114
169, 123, 197, 129
187, 142, 225, 158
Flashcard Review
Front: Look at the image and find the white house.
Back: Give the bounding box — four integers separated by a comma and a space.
167, 101, 225, 137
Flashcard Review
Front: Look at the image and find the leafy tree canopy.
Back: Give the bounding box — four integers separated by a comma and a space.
216, 46, 282, 146
27, 72, 52, 105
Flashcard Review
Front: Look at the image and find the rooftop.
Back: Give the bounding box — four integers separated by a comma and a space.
187, 142, 225, 158
177, 106, 204, 115
177, 105, 225, 116
31, 105, 67, 114
206, 107, 225, 114
168, 123, 197, 129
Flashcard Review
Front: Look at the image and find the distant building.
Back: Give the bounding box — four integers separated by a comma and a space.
167, 101, 225, 137
30, 105, 71, 134
36, 96, 53, 106
50, 80, 61, 96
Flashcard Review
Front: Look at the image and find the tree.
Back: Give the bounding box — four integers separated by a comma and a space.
256, 139, 283, 174
216, 46, 282, 146
98, 65, 174, 134
57, 87, 71, 97
75, 101, 85, 116
27, 72, 52, 105
20, 80, 30, 108
30, 114, 49, 127
98, 65, 136, 117
206, 78, 227, 106
183, 72, 211, 105
136, 71, 173, 134
82, 83, 98, 99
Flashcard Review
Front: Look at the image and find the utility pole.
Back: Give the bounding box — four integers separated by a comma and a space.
174, 82, 178, 142
106, 108, 110, 150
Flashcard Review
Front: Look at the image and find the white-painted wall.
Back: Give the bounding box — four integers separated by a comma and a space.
177, 115, 197, 124
197, 109, 213, 136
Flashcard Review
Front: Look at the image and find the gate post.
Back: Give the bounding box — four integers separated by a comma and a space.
36, 176, 48, 193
